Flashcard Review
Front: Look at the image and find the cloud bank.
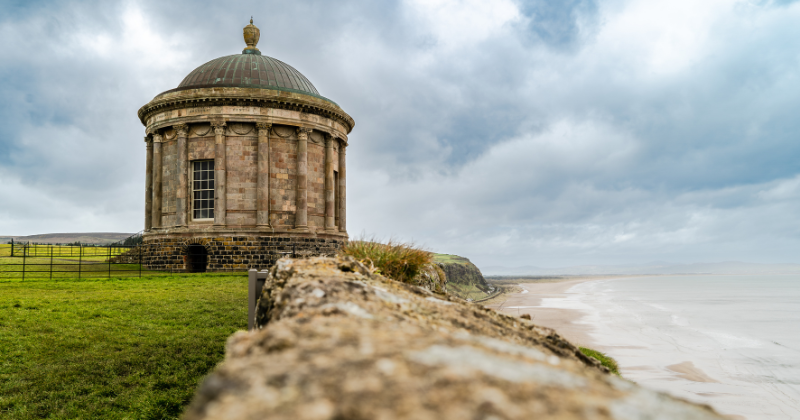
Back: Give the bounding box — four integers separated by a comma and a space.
1, 0, 799, 267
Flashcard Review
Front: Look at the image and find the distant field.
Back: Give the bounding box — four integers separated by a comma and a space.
0, 232, 133, 245
0, 272, 248, 419
432, 253, 471, 265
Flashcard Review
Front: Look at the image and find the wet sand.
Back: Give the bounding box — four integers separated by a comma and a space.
667, 361, 719, 383
483, 278, 602, 347
484, 276, 763, 419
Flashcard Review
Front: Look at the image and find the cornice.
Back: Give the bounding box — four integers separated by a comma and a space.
137, 87, 355, 134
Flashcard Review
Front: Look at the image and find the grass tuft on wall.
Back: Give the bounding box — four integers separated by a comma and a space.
339, 238, 432, 285
579, 347, 621, 376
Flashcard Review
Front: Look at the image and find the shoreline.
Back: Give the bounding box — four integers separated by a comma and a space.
483, 276, 613, 347
484, 274, 799, 420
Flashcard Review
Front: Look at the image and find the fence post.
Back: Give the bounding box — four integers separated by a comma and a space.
138, 245, 142, 278
107, 246, 111, 279
10, 239, 13, 257
248, 269, 267, 331
22, 244, 26, 281
49, 245, 53, 280
78, 245, 82, 280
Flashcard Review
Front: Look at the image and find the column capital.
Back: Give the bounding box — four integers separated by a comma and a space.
174, 124, 189, 137
152, 133, 164, 143
211, 120, 227, 135
256, 122, 272, 136
296, 127, 312, 139
325, 132, 337, 142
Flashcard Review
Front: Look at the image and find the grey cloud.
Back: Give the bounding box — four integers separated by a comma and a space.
1, 0, 799, 268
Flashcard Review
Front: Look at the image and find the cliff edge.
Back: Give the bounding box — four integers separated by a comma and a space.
184, 256, 724, 420
434, 253, 495, 300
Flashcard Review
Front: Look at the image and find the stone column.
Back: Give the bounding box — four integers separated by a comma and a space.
338, 141, 347, 233
212, 121, 227, 227
144, 136, 153, 231
256, 123, 272, 227
152, 134, 163, 228
324, 134, 336, 232
294, 127, 312, 231
175, 124, 189, 227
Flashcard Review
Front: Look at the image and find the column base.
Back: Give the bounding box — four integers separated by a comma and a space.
292, 226, 309, 233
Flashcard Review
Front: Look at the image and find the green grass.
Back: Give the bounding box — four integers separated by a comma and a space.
432, 253, 472, 265
0, 272, 248, 419
340, 238, 432, 284
446, 282, 494, 301
579, 347, 621, 376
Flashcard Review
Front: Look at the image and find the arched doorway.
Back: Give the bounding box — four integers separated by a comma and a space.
186, 244, 208, 273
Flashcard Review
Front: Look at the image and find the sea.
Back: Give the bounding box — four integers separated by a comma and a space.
540, 275, 800, 419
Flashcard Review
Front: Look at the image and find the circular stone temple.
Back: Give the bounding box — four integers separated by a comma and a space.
137, 19, 354, 272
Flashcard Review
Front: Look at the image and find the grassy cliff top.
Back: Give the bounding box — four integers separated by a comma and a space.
433, 254, 474, 266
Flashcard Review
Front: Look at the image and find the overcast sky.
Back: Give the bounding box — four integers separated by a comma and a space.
1, 0, 799, 268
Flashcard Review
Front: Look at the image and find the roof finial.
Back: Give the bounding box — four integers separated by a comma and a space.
243, 17, 261, 55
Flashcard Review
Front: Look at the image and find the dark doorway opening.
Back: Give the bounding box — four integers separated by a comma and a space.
186, 245, 208, 273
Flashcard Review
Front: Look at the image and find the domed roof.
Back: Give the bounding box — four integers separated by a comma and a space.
161, 19, 333, 103
174, 53, 322, 97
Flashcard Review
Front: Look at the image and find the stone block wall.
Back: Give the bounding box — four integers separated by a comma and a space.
162, 140, 177, 227
270, 127, 298, 228
226, 135, 258, 226
308, 139, 325, 229
141, 235, 343, 272
154, 122, 330, 231
188, 137, 214, 160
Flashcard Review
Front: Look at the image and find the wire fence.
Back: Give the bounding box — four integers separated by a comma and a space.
0, 238, 302, 280
0, 243, 143, 280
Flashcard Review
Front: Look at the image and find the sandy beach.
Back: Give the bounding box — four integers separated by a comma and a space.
484, 275, 800, 420
483, 277, 605, 347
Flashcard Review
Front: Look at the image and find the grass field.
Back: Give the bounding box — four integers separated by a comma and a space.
0, 272, 248, 419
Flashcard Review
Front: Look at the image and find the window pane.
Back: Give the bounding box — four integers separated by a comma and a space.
191, 160, 215, 219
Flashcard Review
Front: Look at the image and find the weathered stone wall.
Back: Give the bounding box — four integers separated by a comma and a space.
270, 125, 298, 228
183, 257, 726, 420
226, 134, 258, 226
161, 140, 177, 227
308, 134, 325, 229
141, 235, 343, 272
152, 122, 333, 232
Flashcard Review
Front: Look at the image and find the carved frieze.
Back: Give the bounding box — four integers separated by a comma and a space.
309, 131, 325, 145
228, 122, 254, 136
190, 124, 212, 137
273, 126, 295, 138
